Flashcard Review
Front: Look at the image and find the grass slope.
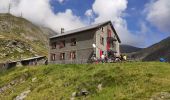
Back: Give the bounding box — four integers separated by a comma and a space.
0, 14, 57, 62
0, 62, 170, 100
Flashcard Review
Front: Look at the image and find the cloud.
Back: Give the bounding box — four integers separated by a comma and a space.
0, 0, 85, 32
113, 18, 150, 47
90, 0, 148, 47
145, 0, 170, 33
0, 0, 163, 47
57, 0, 65, 4
84, 9, 94, 24
1, 0, 143, 47
45, 9, 85, 31
0, 0, 10, 13
85, 9, 93, 17
92, 0, 127, 23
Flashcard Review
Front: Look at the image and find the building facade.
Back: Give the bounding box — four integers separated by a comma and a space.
49, 21, 121, 64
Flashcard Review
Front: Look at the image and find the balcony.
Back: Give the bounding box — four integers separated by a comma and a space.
109, 47, 115, 51
107, 37, 117, 42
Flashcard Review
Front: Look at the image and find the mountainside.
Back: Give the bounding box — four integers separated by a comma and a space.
0, 14, 57, 62
130, 37, 170, 62
120, 45, 142, 53
0, 62, 170, 99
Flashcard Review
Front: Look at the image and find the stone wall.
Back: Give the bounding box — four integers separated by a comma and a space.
49, 30, 96, 64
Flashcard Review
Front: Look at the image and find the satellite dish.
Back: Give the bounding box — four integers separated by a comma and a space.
92, 44, 96, 48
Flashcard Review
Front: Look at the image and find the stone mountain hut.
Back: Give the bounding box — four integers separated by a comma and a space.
49, 21, 121, 64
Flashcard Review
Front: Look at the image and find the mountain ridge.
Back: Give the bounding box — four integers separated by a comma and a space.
130, 37, 170, 62
120, 44, 142, 53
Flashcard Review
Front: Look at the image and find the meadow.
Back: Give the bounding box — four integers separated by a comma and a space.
0, 62, 170, 100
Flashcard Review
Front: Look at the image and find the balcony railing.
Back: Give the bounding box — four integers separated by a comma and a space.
107, 37, 117, 42
109, 47, 116, 51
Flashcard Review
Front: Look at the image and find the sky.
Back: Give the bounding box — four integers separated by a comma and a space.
0, 0, 170, 48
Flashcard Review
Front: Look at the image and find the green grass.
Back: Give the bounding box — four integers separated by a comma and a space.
0, 62, 170, 100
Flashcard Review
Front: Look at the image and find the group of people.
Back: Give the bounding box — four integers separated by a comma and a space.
91, 54, 127, 63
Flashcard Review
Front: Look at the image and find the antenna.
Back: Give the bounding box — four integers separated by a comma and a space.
8, 1, 11, 14
21, 12, 23, 18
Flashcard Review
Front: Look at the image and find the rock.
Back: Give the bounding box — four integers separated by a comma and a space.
71, 89, 89, 98
0, 88, 3, 93
97, 83, 102, 91
6, 84, 12, 88
15, 47, 24, 53
71, 92, 77, 97
10, 80, 16, 85
0, 83, 13, 93
0, 53, 6, 58
32, 77, 37, 82
0, 87, 5, 93
10, 80, 18, 85
19, 78, 24, 82
0, 76, 28, 94
70, 97, 75, 100
150, 92, 170, 100
7, 40, 17, 48
80, 89, 89, 96
14, 90, 31, 100
63, 82, 69, 87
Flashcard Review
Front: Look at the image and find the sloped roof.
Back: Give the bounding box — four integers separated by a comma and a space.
5, 56, 46, 64
20, 56, 46, 61
50, 21, 121, 43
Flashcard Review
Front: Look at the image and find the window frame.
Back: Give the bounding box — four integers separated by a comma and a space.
70, 51, 76, 60
59, 40, 65, 49
60, 53, 65, 60
51, 53, 56, 61
100, 36, 104, 45
101, 27, 104, 32
51, 42, 57, 49
71, 38, 77, 46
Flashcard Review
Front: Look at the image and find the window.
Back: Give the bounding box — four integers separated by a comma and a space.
70, 51, 76, 59
71, 38, 76, 46
51, 42, 56, 49
100, 36, 104, 45
107, 29, 111, 37
59, 40, 65, 48
101, 27, 104, 32
60, 53, 65, 60
51, 54, 56, 61
111, 41, 115, 48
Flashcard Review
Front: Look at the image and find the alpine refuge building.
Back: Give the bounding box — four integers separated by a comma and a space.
49, 21, 121, 64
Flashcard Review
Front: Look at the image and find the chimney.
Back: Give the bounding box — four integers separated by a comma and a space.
61, 28, 64, 34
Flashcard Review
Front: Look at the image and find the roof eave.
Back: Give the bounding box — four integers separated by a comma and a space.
109, 22, 121, 43
49, 27, 98, 39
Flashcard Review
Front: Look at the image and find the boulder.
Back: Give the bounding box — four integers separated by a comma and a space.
71, 92, 77, 97
80, 89, 89, 96
32, 77, 37, 82
14, 90, 31, 100
97, 83, 102, 91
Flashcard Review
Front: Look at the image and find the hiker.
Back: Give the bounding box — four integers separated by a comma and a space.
104, 55, 108, 63
101, 54, 105, 63
160, 58, 166, 62
123, 55, 127, 61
